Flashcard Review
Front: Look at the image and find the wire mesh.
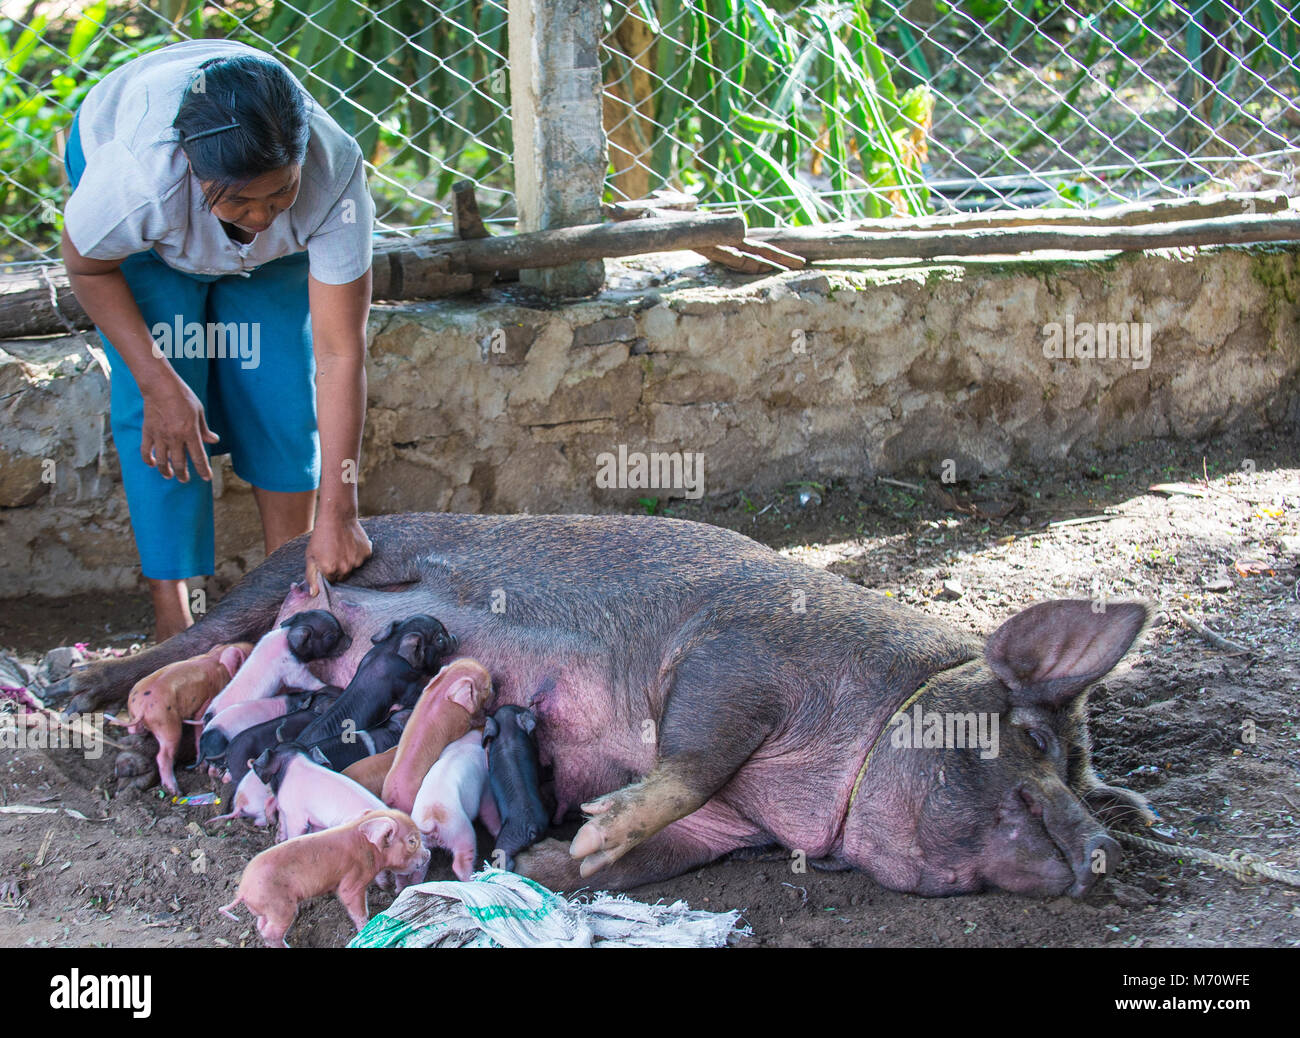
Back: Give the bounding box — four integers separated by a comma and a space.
600, 0, 1300, 225
0, 0, 513, 265
2, 1, 1297, 265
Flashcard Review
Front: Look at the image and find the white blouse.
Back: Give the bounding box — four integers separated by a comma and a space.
65, 38, 374, 285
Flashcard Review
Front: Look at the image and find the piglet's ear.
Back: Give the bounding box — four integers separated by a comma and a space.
483, 716, 499, 741
359, 815, 397, 849
396, 632, 424, 670
516, 709, 537, 735
250, 748, 274, 782
218, 644, 247, 677
985, 599, 1148, 709
372, 621, 399, 645
446, 676, 480, 715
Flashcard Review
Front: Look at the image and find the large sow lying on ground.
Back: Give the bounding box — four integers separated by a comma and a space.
52, 513, 1154, 896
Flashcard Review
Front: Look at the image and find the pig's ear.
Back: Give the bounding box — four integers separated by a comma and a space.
396, 632, 425, 669
218, 644, 246, 677
483, 715, 499, 742
985, 599, 1148, 709
359, 814, 398, 849
250, 749, 272, 782
447, 676, 480, 715
283, 617, 312, 659
516, 709, 537, 735
372, 620, 399, 645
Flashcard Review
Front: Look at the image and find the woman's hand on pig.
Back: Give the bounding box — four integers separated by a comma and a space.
305, 514, 372, 593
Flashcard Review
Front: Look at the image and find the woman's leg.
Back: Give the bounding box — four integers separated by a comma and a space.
250, 486, 317, 555
66, 110, 216, 640
100, 253, 218, 641
206, 252, 321, 560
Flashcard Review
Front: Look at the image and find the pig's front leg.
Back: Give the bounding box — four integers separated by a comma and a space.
153, 724, 184, 795
519, 804, 763, 891
336, 878, 370, 932
437, 812, 478, 882
568, 651, 777, 878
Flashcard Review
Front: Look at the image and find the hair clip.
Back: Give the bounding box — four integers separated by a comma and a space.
183, 120, 240, 142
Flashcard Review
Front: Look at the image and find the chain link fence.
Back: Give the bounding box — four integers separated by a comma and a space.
1, 0, 513, 265
2, 1, 1298, 265
602, 0, 1300, 224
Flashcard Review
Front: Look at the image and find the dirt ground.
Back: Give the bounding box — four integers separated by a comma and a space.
1, 429, 1298, 949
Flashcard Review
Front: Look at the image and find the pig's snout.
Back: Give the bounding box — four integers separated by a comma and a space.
1070, 831, 1120, 898
1013, 782, 1118, 898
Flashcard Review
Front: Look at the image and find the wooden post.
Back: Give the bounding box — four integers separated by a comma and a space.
508, 0, 608, 297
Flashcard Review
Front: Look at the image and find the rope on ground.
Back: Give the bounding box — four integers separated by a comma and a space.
1116, 830, 1300, 887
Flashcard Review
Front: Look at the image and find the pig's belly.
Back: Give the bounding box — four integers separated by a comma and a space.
419, 604, 660, 818
312, 582, 680, 819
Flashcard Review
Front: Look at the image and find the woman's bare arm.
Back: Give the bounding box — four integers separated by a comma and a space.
303, 268, 373, 590
61, 228, 217, 481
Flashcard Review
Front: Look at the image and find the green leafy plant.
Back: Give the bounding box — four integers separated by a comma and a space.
265, 0, 512, 224
0, 3, 178, 261
613, 0, 933, 225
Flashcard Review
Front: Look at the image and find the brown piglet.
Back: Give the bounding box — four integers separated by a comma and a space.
219, 808, 430, 947
112, 642, 253, 794
381, 658, 493, 813
343, 746, 397, 797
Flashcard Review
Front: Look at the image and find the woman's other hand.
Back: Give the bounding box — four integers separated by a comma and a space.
140, 374, 219, 481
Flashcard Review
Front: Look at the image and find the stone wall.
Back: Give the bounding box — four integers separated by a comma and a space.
2, 245, 1297, 597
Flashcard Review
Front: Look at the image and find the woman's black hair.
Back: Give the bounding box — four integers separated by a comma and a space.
173, 54, 310, 209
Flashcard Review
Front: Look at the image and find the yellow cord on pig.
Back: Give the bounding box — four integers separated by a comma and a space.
847, 680, 930, 813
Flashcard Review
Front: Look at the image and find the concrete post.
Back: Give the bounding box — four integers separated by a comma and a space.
508, 0, 608, 296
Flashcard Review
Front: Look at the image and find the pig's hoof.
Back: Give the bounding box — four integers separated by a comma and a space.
513, 839, 584, 891
41, 675, 77, 705
66, 687, 116, 717
571, 790, 651, 877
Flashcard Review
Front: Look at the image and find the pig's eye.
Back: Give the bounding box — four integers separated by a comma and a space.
1026, 729, 1050, 753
